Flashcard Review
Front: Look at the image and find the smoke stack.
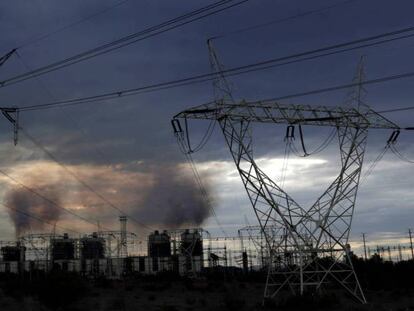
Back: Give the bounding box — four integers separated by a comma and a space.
119, 216, 127, 257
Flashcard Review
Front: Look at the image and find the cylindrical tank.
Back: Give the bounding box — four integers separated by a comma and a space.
148, 230, 171, 257
52, 233, 75, 260
180, 229, 203, 256
1, 243, 25, 262
80, 232, 105, 259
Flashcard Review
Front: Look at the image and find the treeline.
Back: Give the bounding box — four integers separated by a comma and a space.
352, 254, 414, 290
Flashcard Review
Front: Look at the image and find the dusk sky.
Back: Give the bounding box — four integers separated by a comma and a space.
0, 0, 413, 253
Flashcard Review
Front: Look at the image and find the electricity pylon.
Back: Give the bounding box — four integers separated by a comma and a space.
171, 47, 400, 302
1, 108, 19, 145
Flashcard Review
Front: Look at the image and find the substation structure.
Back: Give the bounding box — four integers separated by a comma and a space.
2, 222, 412, 282
0, 223, 316, 278
172, 91, 401, 303
0, 225, 209, 278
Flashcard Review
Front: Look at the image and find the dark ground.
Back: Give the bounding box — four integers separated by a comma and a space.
1, 276, 414, 311
1, 256, 414, 311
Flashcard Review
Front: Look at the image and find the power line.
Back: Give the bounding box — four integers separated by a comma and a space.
18, 67, 414, 116
16, 0, 130, 49
377, 106, 414, 114
185, 150, 228, 237
174, 126, 228, 236
15, 51, 113, 165
0, 0, 249, 88
15, 53, 154, 231
258, 70, 414, 103
390, 144, 414, 164
21, 128, 155, 232
290, 126, 337, 157
183, 118, 217, 153
0, 167, 103, 229
210, 0, 357, 40
361, 144, 390, 183
0, 49, 16, 67
15, 24, 414, 112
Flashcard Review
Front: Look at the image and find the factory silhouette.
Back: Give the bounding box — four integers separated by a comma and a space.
0, 217, 206, 277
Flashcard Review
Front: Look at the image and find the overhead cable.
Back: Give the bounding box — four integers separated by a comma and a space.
15, 51, 113, 167
0, 49, 16, 67
210, 0, 357, 40
14, 25, 414, 112
0, 202, 81, 235
289, 126, 337, 158
361, 145, 390, 183
16, 0, 131, 49
174, 126, 228, 237
185, 152, 228, 237
0, 0, 249, 88
390, 144, 414, 164
0, 167, 103, 229
21, 128, 155, 232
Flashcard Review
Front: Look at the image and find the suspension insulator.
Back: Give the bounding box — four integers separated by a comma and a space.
387, 130, 400, 144
171, 119, 183, 134
285, 125, 295, 140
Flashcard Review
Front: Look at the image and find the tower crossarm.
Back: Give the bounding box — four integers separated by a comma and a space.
174, 100, 399, 129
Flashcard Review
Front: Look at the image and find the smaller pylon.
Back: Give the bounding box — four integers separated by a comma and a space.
1, 108, 19, 145
119, 216, 127, 258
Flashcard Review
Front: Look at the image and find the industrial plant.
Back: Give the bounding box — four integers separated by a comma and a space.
1, 1, 414, 310
0, 217, 207, 278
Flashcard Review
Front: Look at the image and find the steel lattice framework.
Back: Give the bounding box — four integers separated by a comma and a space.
172, 47, 401, 302
173, 98, 400, 302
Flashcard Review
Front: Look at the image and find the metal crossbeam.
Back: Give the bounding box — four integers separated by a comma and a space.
172, 98, 401, 303
172, 49, 390, 303
175, 100, 398, 129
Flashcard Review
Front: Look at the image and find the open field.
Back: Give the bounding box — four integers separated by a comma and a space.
1, 270, 414, 311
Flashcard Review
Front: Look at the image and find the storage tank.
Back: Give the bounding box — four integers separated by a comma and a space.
51, 233, 75, 260
1, 243, 25, 262
148, 230, 171, 257
80, 232, 105, 259
180, 229, 203, 256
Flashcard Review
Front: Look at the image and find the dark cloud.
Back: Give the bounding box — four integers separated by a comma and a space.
0, 0, 413, 239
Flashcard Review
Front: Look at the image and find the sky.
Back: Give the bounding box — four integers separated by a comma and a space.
0, 0, 413, 254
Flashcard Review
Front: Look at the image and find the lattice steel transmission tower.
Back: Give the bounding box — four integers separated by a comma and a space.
171, 46, 401, 303
119, 216, 128, 258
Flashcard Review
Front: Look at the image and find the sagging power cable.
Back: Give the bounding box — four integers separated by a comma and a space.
386, 129, 414, 164
16, 0, 131, 49
172, 118, 228, 237
280, 126, 295, 191
0, 202, 81, 235
20, 128, 155, 232
15, 50, 113, 166
390, 144, 414, 164
298, 125, 309, 157
361, 130, 400, 183
16, 24, 414, 112
0, 49, 16, 68
0, 0, 250, 88
287, 125, 337, 158
182, 117, 216, 154
0, 167, 105, 229
210, 0, 357, 40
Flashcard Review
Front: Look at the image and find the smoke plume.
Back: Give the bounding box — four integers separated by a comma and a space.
5, 179, 63, 238
1, 162, 216, 236
136, 164, 213, 228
